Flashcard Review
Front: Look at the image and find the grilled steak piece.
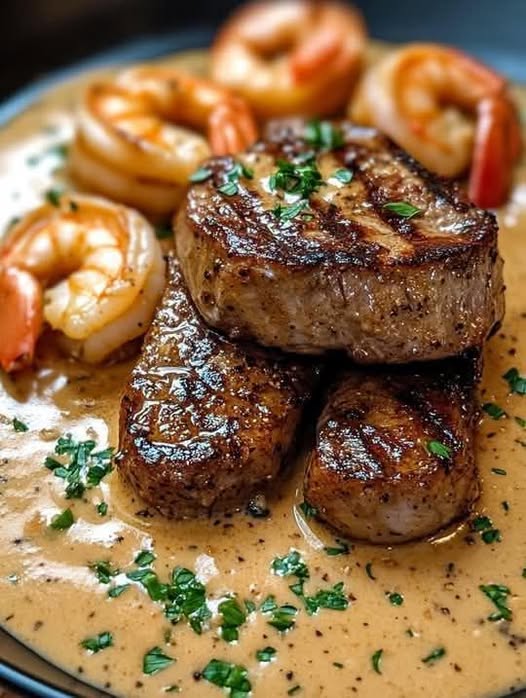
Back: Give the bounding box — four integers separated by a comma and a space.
118, 256, 319, 518
303, 355, 480, 543
176, 119, 504, 364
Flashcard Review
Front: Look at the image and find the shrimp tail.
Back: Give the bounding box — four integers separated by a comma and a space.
208, 99, 258, 155
0, 266, 43, 372
469, 96, 522, 209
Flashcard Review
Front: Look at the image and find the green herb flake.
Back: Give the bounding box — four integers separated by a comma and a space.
522, 568, 526, 579
387, 592, 404, 606
218, 597, 246, 643
271, 551, 309, 580
332, 168, 353, 184
383, 201, 423, 219
472, 515, 493, 531
515, 416, 526, 428
217, 180, 238, 196
256, 646, 276, 662
479, 584, 512, 621
189, 166, 213, 183
305, 119, 344, 150
108, 584, 130, 598
96, 502, 108, 517
134, 550, 156, 567
492, 467, 507, 476
260, 595, 278, 613
27, 142, 69, 166
482, 402, 507, 419
426, 440, 451, 460
324, 541, 350, 556
365, 562, 376, 580
503, 368, 526, 395
371, 649, 383, 674
154, 224, 173, 240
422, 647, 446, 664
202, 659, 251, 697
126, 568, 168, 603
12, 418, 29, 432
272, 199, 310, 221
163, 685, 181, 693
269, 158, 323, 199
89, 560, 120, 584
288, 686, 301, 696
244, 599, 256, 614
45, 188, 63, 207
43, 434, 114, 500
481, 528, 502, 544
303, 582, 349, 615
267, 604, 298, 632
299, 501, 318, 518
81, 631, 113, 653
143, 646, 175, 675
49, 508, 74, 531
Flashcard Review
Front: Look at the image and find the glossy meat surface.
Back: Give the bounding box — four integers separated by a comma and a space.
176, 120, 504, 363
304, 355, 480, 542
118, 256, 319, 517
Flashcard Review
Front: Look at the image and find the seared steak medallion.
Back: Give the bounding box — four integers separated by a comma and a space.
304, 355, 480, 543
118, 256, 319, 518
176, 119, 504, 364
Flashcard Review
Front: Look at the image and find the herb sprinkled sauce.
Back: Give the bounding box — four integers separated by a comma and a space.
1, 47, 526, 698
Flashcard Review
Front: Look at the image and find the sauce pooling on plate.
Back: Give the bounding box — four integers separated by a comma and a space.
1, 49, 526, 698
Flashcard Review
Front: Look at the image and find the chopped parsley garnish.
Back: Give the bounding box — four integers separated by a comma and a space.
244, 599, 256, 614
27, 142, 68, 166
383, 201, 423, 219
482, 402, 507, 419
267, 604, 298, 632
503, 368, 526, 395
81, 631, 113, 653
324, 541, 350, 556
305, 119, 344, 150
422, 647, 446, 664
269, 159, 323, 199
164, 685, 181, 693
189, 166, 213, 183
426, 440, 452, 460
135, 550, 156, 567
302, 582, 348, 615
154, 224, 173, 240
12, 417, 29, 432
218, 597, 246, 642
44, 188, 63, 207
272, 550, 310, 581
365, 562, 376, 580
288, 686, 301, 696
515, 416, 526, 428
49, 508, 74, 530
471, 515, 501, 544
332, 168, 353, 184
126, 568, 168, 602
479, 584, 512, 621
143, 646, 175, 675
216, 161, 253, 196
108, 584, 130, 598
260, 595, 278, 613
299, 501, 318, 518
387, 592, 404, 606
272, 199, 310, 221
202, 659, 251, 697
256, 646, 276, 662
491, 467, 507, 476
371, 649, 383, 674
96, 502, 108, 516
89, 560, 120, 584
44, 434, 113, 499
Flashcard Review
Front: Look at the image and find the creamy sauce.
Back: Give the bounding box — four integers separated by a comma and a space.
1, 48, 526, 698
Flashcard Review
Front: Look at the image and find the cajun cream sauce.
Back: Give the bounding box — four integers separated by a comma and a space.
1, 48, 526, 698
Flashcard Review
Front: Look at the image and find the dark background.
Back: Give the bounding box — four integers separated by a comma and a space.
1, 0, 526, 102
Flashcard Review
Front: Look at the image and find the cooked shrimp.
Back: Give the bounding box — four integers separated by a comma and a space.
211, 0, 366, 119
350, 43, 522, 208
0, 195, 165, 372
70, 67, 258, 215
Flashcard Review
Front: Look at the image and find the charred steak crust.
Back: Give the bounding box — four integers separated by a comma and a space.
304, 355, 480, 543
118, 256, 319, 518
176, 119, 504, 363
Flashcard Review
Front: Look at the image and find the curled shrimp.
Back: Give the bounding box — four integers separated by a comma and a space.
0, 195, 165, 372
350, 43, 522, 208
211, 0, 366, 119
69, 67, 258, 215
